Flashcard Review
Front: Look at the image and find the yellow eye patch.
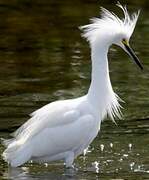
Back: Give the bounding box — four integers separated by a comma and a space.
122, 39, 129, 46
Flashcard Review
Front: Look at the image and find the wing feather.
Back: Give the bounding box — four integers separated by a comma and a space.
11, 100, 81, 143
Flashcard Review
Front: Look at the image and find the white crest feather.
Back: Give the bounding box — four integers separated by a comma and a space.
80, 3, 140, 44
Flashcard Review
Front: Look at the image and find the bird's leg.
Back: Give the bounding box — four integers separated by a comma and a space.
64, 151, 75, 168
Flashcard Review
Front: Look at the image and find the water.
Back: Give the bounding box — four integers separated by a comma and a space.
0, 0, 149, 179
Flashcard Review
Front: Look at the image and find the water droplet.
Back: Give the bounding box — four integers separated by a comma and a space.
44, 163, 48, 167
123, 154, 128, 157
110, 143, 113, 148
119, 158, 123, 162
92, 161, 99, 173
100, 144, 104, 151
128, 143, 132, 151
130, 162, 135, 170
83, 148, 88, 156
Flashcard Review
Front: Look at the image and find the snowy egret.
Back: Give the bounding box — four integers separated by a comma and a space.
2, 3, 143, 168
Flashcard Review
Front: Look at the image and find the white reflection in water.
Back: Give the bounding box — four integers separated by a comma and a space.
128, 143, 132, 151
100, 144, 104, 152
110, 143, 113, 148
92, 161, 99, 173
123, 154, 128, 157
130, 162, 135, 170
44, 163, 48, 167
3, 166, 78, 180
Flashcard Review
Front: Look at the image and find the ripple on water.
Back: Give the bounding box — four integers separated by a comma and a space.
0, 0, 149, 179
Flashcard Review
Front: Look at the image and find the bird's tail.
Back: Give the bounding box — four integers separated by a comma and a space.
2, 138, 32, 167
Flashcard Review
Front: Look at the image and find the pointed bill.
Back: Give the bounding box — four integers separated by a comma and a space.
122, 39, 143, 70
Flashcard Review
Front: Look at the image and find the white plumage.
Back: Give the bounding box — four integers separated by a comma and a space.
2, 3, 141, 168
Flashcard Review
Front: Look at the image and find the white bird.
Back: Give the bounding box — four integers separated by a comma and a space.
2, 3, 143, 168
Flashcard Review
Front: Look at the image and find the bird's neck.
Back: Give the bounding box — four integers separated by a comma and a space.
87, 43, 117, 118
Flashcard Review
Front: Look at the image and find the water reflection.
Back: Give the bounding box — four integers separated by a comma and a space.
2, 143, 149, 179
0, 0, 149, 179
4, 166, 77, 180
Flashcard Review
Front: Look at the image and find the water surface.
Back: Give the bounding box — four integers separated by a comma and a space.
0, 0, 149, 179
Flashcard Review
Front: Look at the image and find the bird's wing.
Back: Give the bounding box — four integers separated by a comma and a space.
12, 100, 81, 142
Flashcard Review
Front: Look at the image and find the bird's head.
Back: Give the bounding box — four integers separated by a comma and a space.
80, 3, 143, 70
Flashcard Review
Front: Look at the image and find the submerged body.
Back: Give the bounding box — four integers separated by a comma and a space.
2, 4, 142, 168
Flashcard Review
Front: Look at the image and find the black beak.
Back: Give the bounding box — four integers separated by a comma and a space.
124, 44, 143, 70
